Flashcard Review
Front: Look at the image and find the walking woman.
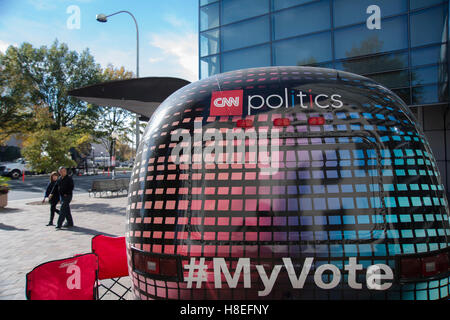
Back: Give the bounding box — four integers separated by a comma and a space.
42, 172, 60, 226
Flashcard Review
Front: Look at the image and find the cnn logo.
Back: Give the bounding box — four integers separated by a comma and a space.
210, 90, 243, 116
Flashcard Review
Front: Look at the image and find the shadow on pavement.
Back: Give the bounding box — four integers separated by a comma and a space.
26, 201, 46, 206
71, 202, 126, 216
64, 226, 119, 237
0, 207, 22, 214
0, 223, 28, 231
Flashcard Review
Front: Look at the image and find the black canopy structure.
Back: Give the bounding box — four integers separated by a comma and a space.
68, 77, 191, 120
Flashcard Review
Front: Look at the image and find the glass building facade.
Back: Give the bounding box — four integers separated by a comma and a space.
199, 0, 450, 195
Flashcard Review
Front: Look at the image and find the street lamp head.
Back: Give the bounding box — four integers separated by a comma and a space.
96, 14, 108, 23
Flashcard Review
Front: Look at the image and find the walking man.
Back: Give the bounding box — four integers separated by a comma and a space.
56, 166, 74, 229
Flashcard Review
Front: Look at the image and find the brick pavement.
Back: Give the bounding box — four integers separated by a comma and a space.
0, 192, 130, 300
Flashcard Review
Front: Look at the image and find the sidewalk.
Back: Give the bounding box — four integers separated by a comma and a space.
0, 193, 128, 300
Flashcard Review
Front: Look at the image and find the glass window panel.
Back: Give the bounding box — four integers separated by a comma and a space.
221, 16, 270, 51
392, 88, 412, 105
412, 84, 440, 104
222, 44, 271, 72
272, 0, 318, 11
412, 65, 440, 86
410, 0, 445, 10
315, 62, 335, 69
411, 45, 444, 66
410, 5, 447, 47
273, 32, 332, 65
200, 0, 219, 6
334, 0, 408, 28
438, 64, 449, 94
334, 16, 408, 59
273, 1, 330, 40
200, 2, 219, 31
200, 29, 220, 57
200, 55, 220, 79
368, 70, 410, 88
222, 0, 269, 25
335, 52, 408, 75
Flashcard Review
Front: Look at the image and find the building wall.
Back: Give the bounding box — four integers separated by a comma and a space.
199, 0, 449, 106
199, 0, 450, 195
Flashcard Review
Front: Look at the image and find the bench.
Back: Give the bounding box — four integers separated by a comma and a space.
88, 178, 129, 197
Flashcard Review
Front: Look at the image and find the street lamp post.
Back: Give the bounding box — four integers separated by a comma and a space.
110, 132, 119, 179
91, 146, 96, 175
96, 11, 140, 156
100, 152, 104, 170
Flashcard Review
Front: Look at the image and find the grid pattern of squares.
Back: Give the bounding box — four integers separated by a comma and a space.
125, 67, 450, 300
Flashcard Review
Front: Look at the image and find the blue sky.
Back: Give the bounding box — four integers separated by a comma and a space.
0, 0, 199, 81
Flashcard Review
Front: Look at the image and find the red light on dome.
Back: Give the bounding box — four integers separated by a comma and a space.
273, 118, 291, 127
308, 116, 325, 125
236, 119, 254, 128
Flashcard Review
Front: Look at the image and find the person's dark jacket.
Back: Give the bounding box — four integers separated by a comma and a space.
58, 175, 74, 197
45, 181, 60, 204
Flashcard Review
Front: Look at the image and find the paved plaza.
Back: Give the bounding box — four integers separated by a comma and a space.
0, 192, 130, 300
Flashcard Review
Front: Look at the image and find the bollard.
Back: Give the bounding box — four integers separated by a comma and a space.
22, 170, 25, 181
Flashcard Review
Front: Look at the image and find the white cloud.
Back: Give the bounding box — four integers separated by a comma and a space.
148, 31, 198, 82
26, 0, 58, 11
0, 10, 198, 81
148, 57, 163, 64
93, 48, 136, 72
26, 0, 93, 11
0, 40, 16, 53
163, 14, 186, 28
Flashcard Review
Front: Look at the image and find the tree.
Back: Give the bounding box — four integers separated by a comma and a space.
115, 140, 133, 162
0, 40, 136, 170
0, 45, 36, 144
0, 40, 105, 171
0, 40, 103, 135
22, 127, 78, 172
20, 106, 77, 172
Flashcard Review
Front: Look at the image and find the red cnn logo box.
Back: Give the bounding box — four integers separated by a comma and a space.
210, 90, 243, 116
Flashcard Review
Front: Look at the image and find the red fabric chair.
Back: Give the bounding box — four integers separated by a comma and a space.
26, 253, 98, 300
91, 235, 129, 280
91, 235, 130, 299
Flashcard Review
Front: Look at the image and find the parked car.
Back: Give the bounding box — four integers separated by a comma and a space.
118, 161, 133, 168
0, 158, 35, 179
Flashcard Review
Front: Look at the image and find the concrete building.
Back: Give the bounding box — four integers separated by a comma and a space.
199, 0, 450, 193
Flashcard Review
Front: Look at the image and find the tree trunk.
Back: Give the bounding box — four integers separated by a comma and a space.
0, 193, 8, 208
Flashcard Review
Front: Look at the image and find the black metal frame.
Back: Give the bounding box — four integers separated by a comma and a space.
96, 277, 131, 300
